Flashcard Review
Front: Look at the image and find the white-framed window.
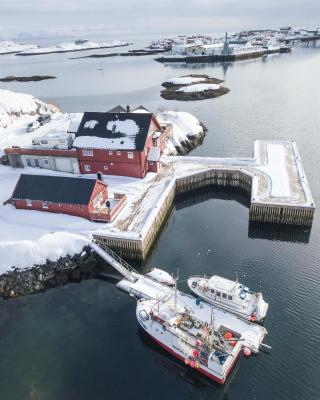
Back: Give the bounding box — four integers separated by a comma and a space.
26, 158, 32, 167
109, 150, 113, 155
84, 164, 91, 172
127, 152, 133, 159
117, 151, 121, 156
42, 201, 48, 209
43, 159, 49, 167
103, 165, 108, 170
27, 199, 32, 207
82, 149, 93, 157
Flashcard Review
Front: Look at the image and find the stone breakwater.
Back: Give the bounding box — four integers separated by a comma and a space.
0, 246, 108, 299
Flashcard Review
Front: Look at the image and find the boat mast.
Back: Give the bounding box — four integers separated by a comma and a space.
174, 268, 179, 313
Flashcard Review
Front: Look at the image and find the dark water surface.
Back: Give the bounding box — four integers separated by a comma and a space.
0, 41, 320, 400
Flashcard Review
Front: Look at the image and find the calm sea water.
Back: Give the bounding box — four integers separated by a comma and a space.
0, 39, 320, 400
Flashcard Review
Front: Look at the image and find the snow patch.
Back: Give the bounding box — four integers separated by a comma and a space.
177, 83, 220, 93
0, 89, 59, 128
156, 111, 203, 155
167, 76, 206, 85
0, 41, 38, 55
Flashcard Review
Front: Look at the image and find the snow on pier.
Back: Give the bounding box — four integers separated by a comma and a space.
94, 140, 315, 259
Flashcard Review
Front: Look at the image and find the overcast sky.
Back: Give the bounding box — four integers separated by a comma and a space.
0, 0, 319, 40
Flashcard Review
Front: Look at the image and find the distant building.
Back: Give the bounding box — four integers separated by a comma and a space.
7, 173, 126, 222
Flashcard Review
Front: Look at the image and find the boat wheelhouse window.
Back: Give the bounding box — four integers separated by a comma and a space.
216, 291, 221, 297
222, 293, 227, 299
210, 289, 215, 294
228, 295, 233, 301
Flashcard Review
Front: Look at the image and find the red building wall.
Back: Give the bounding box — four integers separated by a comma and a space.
76, 119, 161, 178
14, 199, 91, 219
14, 181, 109, 221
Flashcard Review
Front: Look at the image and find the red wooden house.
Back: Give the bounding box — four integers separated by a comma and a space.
8, 173, 126, 222
73, 110, 164, 178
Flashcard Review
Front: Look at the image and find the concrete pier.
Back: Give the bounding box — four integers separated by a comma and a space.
93, 140, 315, 260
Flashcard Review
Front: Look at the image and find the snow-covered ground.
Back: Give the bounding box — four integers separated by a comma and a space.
0, 89, 59, 129
0, 41, 38, 55
157, 111, 204, 154
0, 164, 147, 273
0, 90, 205, 272
18, 40, 129, 55
177, 83, 220, 93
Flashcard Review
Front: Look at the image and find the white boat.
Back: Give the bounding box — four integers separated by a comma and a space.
137, 296, 248, 384
145, 268, 175, 286
187, 275, 268, 322
118, 274, 268, 354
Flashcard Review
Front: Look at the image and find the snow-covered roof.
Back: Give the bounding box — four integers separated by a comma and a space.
147, 147, 161, 162
208, 276, 237, 293
74, 112, 153, 151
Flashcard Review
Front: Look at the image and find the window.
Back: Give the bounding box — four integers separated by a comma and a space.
216, 291, 221, 297
40, 140, 48, 145
43, 159, 49, 167
27, 199, 32, 207
103, 165, 108, 170
59, 139, 65, 143
82, 149, 93, 157
42, 201, 48, 209
210, 289, 215, 294
84, 164, 91, 172
228, 295, 233, 301
127, 152, 133, 159
34, 159, 40, 168
222, 293, 227, 299
109, 150, 113, 155
117, 151, 121, 156
26, 158, 32, 167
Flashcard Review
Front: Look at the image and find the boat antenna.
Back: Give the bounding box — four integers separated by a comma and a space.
175, 267, 179, 313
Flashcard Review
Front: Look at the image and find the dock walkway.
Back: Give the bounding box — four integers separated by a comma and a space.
93, 140, 315, 260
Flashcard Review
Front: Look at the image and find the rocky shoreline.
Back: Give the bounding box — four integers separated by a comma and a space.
160, 74, 230, 101
175, 122, 207, 155
0, 246, 111, 300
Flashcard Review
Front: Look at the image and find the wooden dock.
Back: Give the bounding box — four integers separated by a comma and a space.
93, 140, 315, 260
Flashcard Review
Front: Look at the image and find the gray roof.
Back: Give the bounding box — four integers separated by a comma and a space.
12, 174, 100, 205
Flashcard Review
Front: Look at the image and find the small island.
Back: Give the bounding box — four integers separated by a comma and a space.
0, 75, 56, 82
160, 74, 230, 101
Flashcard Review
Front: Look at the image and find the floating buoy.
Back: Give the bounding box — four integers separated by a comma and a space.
243, 347, 252, 357
250, 314, 257, 322
230, 339, 237, 347
193, 349, 199, 357
184, 358, 190, 365
196, 339, 203, 347
224, 331, 233, 339
190, 360, 195, 368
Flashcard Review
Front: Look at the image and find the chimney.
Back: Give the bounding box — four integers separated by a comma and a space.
97, 171, 104, 182
126, 105, 130, 113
